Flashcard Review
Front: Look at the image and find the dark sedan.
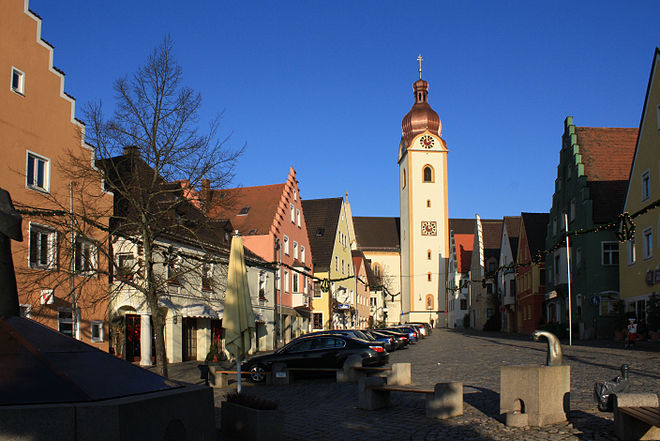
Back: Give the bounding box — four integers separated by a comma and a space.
242, 334, 389, 382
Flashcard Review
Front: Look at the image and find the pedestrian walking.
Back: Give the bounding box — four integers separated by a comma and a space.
626, 318, 637, 349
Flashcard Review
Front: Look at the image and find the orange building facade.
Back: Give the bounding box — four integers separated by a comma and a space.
1, 1, 113, 350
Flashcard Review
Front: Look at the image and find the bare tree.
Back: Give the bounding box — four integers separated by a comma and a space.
80, 37, 242, 377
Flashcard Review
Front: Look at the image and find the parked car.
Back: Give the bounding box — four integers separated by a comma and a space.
362, 330, 396, 351
387, 326, 419, 343
374, 329, 410, 348
242, 334, 389, 382
300, 329, 389, 352
407, 322, 432, 336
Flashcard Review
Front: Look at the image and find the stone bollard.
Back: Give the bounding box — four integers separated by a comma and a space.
500, 365, 570, 426
271, 362, 290, 385
358, 376, 389, 410
613, 393, 659, 441
337, 355, 362, 383
426, 382, 463, 419
387, 363, 412, 386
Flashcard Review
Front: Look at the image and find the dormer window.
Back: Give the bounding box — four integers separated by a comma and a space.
238, 206, 250, 215
316, 227, 325, 237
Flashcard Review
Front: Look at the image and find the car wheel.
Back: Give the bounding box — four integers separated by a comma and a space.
249, 364, 267, 383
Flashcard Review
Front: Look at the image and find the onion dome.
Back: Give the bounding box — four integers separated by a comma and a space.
401, 78, 441, 146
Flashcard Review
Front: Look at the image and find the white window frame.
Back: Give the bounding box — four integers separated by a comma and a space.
283, 270, 289, 293
58, 308, 74, 337
601, 242, 618, 266
290, 203, 295, 223
643, 227, 653, 259
276, 269, 281, 290
312, 312, 324, 330
90, 320, 104, 343
641, 170, 650, 201
292, 272, 298, 292
116, 252, 135, 282
293, 241, 298, 259
627, 237, 636, 265
74, 236, 97, 275
11, 67, 25, 95
201, 262, 214, 291
283, 235, 290, 255
26, 151, 50, 192
296, 209, 301, 227
28, 222, 57, 269
300, 245, 305, 264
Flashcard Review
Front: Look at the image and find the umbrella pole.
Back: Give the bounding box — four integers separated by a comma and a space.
237, 355, 242, 394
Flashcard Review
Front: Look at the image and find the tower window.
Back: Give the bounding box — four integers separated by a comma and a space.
427, 199, 431, 208
423, 165, 434, 183
402, 169, 406, 189
427, 250, 432, 260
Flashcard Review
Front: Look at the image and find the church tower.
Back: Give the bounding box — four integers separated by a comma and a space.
398, 56, 449, 326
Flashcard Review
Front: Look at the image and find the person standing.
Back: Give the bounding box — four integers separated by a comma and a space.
626, 318, 638, 349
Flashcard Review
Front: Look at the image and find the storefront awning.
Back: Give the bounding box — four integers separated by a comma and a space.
158, 298, 221, 319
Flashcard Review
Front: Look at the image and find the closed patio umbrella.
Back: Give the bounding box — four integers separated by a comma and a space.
223, 234, 255, 393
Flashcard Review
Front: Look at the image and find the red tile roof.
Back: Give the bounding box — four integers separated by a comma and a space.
575, 127, 638, 182
204, 184, 285, 236
454, 233, 474, 273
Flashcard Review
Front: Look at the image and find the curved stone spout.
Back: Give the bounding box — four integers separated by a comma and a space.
532, 330, 563, 366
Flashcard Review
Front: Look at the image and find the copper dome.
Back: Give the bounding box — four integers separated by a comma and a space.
401, 78, 441, 146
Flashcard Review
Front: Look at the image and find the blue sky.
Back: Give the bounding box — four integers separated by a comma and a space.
30, 1, 660, 219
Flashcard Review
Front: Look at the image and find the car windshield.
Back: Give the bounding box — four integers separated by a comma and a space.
353, 330, 372, 340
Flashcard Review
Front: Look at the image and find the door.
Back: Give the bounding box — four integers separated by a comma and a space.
125, 314, 141, 362
182, 318, 198, 361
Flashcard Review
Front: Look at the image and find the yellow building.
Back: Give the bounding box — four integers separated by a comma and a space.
303, 197, 357, 330
619, 48, 660, 320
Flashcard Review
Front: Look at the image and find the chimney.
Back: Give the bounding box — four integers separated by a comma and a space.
200, 179, 211, 212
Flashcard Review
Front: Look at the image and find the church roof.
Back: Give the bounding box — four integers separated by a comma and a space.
301, 198, 343, 271
354, 217, 400, 251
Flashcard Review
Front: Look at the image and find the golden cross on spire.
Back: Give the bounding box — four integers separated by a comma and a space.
417, 54, 423, 79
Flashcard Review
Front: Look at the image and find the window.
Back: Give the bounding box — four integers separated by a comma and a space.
276, 269, 281, 290
296, 209, 301, 227
167, 255, 182, 285
641, 171, 650, 201
258, 271, 267, 299
335, 256, 339, 271
460, 299, 467, 310
283, 235, 290, 255
552, 217, 557, 236
486, 284, 493, 294
627, 238, 636, 265
91, 321, 104, 343
423, 165, 434, 182
58, 309, 73, 337
238, 206, 250, 215
427, 272, 432, 282
402, 169, 406, 189
341, 259, 345, 274
292, 273, 298, 292
643, 227, 653, 259
202, 262, 213, 291
539, 269, 546, 285
316, 228, 325, 237
74, 237, 96, 274
283, 270, 289, 292
116, 253, 134, 281
488, 262, 496, 272
301, 245, 305, 263
293, 241, 298, 259
19, 304, 31, 318
29, 224, 56, 269
11, 67, 25, 94
312, 313, 323, 330
425, 295, 433, 310
313, 283, 321, 298
427, 199, 431, 208
290, 203, 295, 222
427, 250, 432, 260
555, 254, 560, 277
293, 190, 297, 201
570, 199, 576, 221
26, 152, 49, 192
370, 297, 377, 307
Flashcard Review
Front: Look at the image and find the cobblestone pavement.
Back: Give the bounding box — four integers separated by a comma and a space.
163, 330, 660, 440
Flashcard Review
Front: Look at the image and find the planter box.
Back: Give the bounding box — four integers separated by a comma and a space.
221, 401, 284, 441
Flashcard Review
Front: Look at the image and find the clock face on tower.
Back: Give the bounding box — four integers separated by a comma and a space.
420, 135, 434, 149
421, 221, 437, 236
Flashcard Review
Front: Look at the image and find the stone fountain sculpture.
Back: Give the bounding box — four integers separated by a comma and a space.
500, 330, 571, 427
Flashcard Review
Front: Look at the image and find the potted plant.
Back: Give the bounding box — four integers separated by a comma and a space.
221, 392, 283, 441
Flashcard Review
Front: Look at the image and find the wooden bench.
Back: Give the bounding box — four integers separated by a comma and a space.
614, 393, 660, 441
358, 377, 463, 419
209, 369, 251, 388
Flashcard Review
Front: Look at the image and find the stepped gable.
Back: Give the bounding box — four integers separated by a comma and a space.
521, 212, 550, 257
353, 216, 401, 251
301, 197, 343, 271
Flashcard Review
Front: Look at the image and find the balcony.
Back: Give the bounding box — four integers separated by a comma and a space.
291, 292, 310, 308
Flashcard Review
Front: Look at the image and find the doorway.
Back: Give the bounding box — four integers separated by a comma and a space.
182, 318, 198, 361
